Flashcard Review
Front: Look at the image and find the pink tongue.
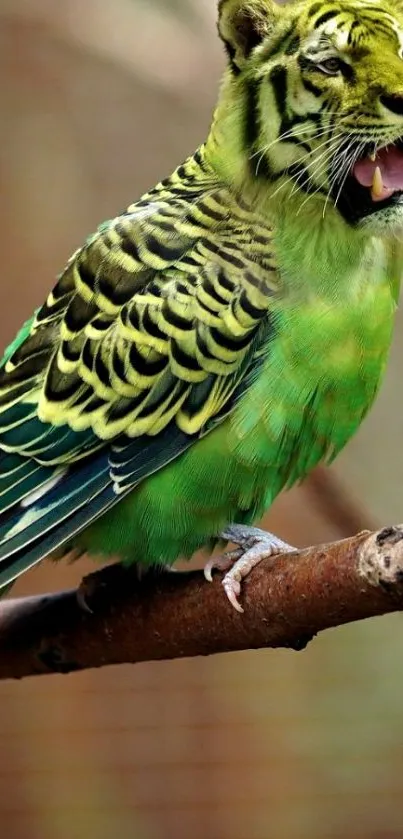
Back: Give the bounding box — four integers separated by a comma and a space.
353, 145, 403, 202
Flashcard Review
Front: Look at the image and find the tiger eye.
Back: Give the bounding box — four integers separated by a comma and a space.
317, 56, 342, 75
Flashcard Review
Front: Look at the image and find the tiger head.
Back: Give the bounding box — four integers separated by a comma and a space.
214, 0, 403, 232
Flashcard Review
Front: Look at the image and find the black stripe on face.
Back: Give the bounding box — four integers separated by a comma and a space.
313, 10, 337, 28
269, 65, 288, 121
347, 19, 360, 45
251, 153, 272, 181
271, 64, 321, 142
360, 12, 395, 39
277, 122, 312, 152
262, 25, 294, 60
284, 163, 327, 195
306, 2, 324, 18
284, 35, 300, 56
301, 76, 323, 98
244, 79, 261, 152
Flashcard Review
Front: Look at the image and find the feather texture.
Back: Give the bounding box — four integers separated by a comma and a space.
0, 0, 403, 588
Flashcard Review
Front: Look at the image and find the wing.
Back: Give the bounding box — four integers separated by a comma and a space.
0, 177, 278, 588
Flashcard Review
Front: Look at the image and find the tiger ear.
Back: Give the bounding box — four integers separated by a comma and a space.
218, 0, 279, 72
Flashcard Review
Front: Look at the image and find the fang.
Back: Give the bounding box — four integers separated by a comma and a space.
371, 166, 384, 199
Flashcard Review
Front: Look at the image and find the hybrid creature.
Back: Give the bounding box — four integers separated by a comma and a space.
1, 0, 403, 611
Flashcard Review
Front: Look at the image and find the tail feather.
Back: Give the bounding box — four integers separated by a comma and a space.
0, 483, 116, 588
0, 451, 60, 515
0, 452, 110, 556
0, 449, 120, 588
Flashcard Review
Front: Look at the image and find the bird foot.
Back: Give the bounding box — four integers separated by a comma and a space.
204, 524, 295, 614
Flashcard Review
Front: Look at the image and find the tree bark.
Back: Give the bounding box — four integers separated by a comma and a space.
0, 524, 403, 681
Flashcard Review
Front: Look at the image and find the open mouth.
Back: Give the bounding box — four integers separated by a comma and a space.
332, 139, 403, 224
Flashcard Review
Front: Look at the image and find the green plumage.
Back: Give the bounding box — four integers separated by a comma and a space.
0, 0, 402, 596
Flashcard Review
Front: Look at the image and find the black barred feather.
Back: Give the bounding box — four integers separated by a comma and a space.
0, 157, 276, 584
0, 0, 403, 588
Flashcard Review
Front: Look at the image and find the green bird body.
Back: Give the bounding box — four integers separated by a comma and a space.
80, 184, 395, 565
0, 0, 403, 603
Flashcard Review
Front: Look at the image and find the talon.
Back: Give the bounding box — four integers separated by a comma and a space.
222, 576, 244, 613
209, 525, 296, 613
204, 560, 214, 583
203, 549, 242, 583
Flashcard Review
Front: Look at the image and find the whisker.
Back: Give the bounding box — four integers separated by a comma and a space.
269, 132, 344, 204
290, 134, 345, 202
250, 115, 348, 177
323, 137, 366, 219
251, 112, 402, 221
291, 137, 346, 200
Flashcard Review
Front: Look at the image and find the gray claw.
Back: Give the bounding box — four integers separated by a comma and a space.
212, 524, 296, 612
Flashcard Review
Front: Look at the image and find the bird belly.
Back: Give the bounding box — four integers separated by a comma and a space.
74, 364, 371, 567
74, 417, 277, 566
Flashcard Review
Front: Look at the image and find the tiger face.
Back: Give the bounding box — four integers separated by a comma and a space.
217, 0, 403, 231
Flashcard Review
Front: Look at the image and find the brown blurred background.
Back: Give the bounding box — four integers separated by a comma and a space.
1, 2, 403, 837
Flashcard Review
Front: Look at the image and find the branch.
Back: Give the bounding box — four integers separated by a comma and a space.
1, 525, 403, 681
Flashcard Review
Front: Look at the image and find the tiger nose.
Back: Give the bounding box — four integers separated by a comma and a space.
380, 93, 403, 116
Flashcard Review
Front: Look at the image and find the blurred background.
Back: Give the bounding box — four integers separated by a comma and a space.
1, 1, 403, 837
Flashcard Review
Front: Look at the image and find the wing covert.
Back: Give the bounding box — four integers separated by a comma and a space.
0, 176, 278, 585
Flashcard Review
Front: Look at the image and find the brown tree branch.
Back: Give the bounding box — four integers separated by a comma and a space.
1, 525, 403, 681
